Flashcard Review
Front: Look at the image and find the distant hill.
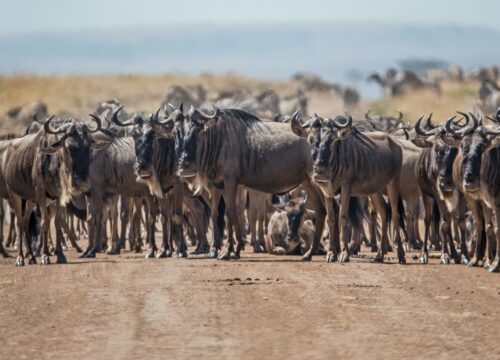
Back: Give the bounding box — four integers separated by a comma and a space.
1, 22, 499, 95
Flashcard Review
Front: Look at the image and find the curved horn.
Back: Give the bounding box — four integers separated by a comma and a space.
43, 116, 67, 135
86, 114, 102, 133
396, 109, 403, 120
424, 113, 435, 129
111, 106, 135, 127
333, 114, 353, 128
465, 112, 480, 134
152, 106, 162, 123
415, 115, 431, 136
365, 110, 373, 121
167, 103, 176, 112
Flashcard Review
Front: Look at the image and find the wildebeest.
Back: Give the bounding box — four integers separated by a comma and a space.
444, 112, 500, 272
307, 113, 405, 263
368, 69, 440, 97
266, 197, 315, 255
412, 115, 465, 264
2, 115, 106, 266
7, 102, 49, 127
111, 106, 210, 257
159, 106, 326, 261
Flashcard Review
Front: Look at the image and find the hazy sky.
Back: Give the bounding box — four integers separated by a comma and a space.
1, 0, 499, 35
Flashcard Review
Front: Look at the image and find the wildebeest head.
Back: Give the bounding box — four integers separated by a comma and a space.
445, 112, 500, 193
274, 196, 311, 250
311, 114, 354, 182
412, 114, 460, 193
41, 114, 108, 195
174, 105, 222, 178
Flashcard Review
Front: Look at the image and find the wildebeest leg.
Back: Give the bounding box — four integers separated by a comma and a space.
387, 183, 405, 264
368, 200, 378, 252
0, 200, 7, 257
370, 193, 389, 263
184, 196, 209, 255
324, 196, 339, 262
36, 191, 51, 265
144, 197, 157, 259
482, 206, 495, 269
130, 199, 143, 253
466, 198, 485, 267
119, 197, 131, 250
84, 194, 103, 258
299, 179, 326, 261
419, 194, 433, 263
6, 203, 17, 248
218, 181, 243, 260
105, 200, 121, 255
172, 183, 187, 258
337, 185, 352, 263
209, 190, 224, 258
157, 201, 170, 258
60, 211, 82, 253
53, 207, 67, 264
406, 198, 422, 250
488, 208, 500, 272
455, 196, 469, 264
257, 212, 266, 253
434, 199, 453, 264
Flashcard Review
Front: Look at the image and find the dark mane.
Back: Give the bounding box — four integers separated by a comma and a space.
0, 134, 17, 140
222, 108, 262, 128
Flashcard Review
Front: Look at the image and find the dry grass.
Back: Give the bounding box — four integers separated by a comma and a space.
0, 74, 480, 134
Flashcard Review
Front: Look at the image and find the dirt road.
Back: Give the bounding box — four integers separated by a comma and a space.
0, 247, 499, 360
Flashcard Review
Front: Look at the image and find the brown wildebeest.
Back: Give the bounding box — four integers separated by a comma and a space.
309, 114, 405, 264
266, 197, 315, 255
246, 188, 272, 253
158, 106, 326, 261
2, 116, 106, 266
445, 112, 500, 272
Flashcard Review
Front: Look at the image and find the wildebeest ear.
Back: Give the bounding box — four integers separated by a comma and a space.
40, 139, 65, 153
411, 137, 433, 148
291, 111, 307, 137
90, 137, 112, 151
440, 134, 460, 147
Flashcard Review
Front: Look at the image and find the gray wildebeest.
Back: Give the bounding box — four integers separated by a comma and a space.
308, 114, 405, 264
158, 106, 326, 261
1, 115, 106, 266
445, 112, 500, 272
412, 114, 466, 265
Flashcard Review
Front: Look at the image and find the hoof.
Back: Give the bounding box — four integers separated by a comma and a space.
177, 251, 188, 258
83, 251, 96, 259
419, 252, 429, 264
217, 249, 231, 261
370, 245, 378, 253
339, 251, 350, 263
144, 249, 156, 259
488, 259, 499, 273
105, 248, 120, 255
56, 256, 67, 264
62, 244, 68, 251
230, 252, 240, 260
191, 247, 209, 255
325, 251, 337, 263
165, 249, 173, 257
451, 252, 461, 264
40, 255, 50, 265
300, 254, 312, 262
208, 250, 218, 259
373, 253, 384, 263
440, 256, 450, 265
252, 245, 265, 253
15, 256, 25, 267
156, 250, 168, 258
398, 256, 406, 264
467, 258, 479, 268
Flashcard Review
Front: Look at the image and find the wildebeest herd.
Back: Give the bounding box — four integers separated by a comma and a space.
0, 79, 499, 275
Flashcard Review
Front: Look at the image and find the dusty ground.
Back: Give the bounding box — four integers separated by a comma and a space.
0, 244, 499, 360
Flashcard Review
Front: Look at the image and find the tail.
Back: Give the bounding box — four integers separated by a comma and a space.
29, 206, 40, 239
431, 199, 440, 244
397, 196, 407, 240
348, 197, 366, 233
